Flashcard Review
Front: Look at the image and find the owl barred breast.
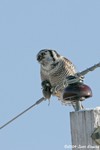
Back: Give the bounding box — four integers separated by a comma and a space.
37, 49, 77, 105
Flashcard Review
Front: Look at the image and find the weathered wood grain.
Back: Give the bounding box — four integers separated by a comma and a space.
70, 108, 100, 150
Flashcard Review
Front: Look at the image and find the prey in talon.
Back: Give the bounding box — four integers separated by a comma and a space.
41, 80, 52, 105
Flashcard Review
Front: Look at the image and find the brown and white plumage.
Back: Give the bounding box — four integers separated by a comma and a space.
37, 49, 83, 110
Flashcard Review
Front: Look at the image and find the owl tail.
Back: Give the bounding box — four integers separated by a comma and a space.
72, 101, 84, 111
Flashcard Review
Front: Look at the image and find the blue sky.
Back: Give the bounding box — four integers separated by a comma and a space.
0, 0, 100, 150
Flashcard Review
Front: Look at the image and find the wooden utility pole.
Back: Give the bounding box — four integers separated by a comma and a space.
70, 107, 100, 150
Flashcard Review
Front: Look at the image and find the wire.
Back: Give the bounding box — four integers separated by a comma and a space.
0, 97, 45, 130
77, 62, 100, 76
0, 62, 99, 130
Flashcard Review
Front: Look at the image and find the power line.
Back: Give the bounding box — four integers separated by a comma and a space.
0, 62, 99, 130
0, 97, 45, 130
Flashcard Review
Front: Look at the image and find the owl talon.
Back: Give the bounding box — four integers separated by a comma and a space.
51, 87, 55, 94
51, 86, 58, 94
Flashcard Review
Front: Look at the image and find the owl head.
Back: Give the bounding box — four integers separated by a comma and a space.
37, 49, 60, 66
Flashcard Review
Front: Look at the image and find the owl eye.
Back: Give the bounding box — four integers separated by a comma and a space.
41, 52, 46, 56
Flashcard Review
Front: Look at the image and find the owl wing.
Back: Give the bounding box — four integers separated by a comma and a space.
63, 57, 77, 75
